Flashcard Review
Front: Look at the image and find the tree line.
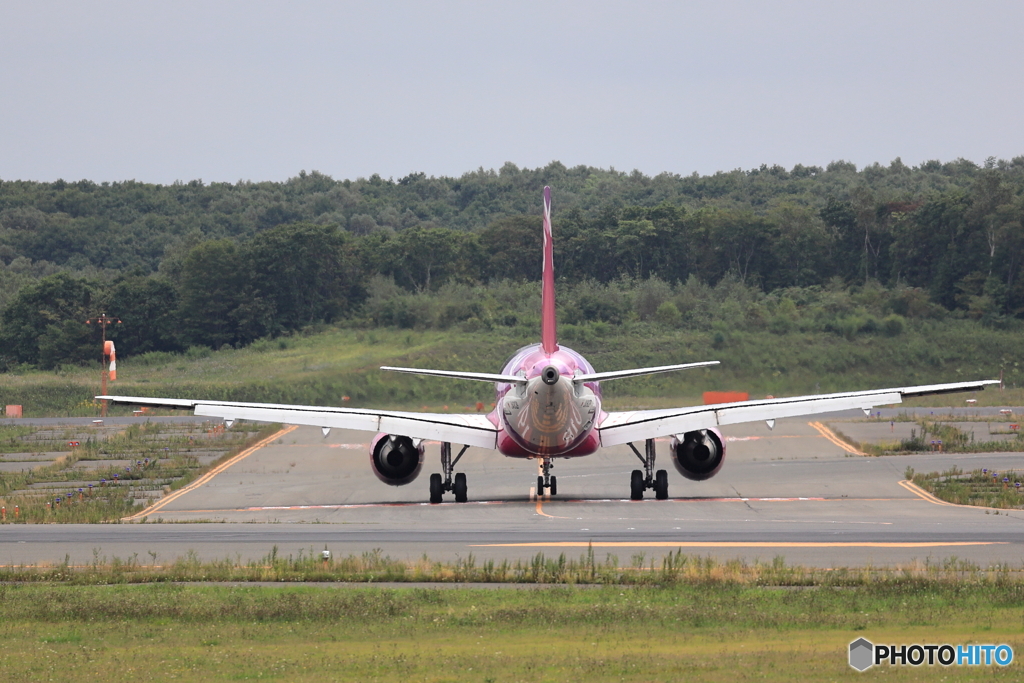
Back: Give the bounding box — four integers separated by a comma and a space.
0, 156, 1022, 369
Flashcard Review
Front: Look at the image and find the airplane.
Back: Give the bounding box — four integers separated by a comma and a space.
100, 187, 999, 503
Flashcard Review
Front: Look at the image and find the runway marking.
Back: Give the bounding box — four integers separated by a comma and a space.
535, 499, 573, 519
472, 542, 1007, 549
809, 421, 868, 456
149, 495, 915, 515
232, 501, 507, 511
724, 435, 810, 441
123, 425, 298, 521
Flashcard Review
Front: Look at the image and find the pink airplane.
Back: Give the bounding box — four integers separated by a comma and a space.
103, 187, 998, 503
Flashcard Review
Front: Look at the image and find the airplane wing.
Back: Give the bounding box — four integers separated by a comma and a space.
98, 396, 499, 449
597, 379, 1000, 446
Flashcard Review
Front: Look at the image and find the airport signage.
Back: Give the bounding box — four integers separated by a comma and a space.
849, 638, 1013, 671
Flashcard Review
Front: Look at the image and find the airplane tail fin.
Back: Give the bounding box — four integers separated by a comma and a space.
541, 186, 558, 354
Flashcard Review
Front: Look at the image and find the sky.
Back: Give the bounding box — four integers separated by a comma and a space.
2, 0, 1023, 184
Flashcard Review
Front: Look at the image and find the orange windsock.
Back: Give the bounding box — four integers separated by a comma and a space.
105, 341, 117, 381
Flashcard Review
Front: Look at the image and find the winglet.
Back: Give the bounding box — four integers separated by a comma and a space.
541, 186, 558, 354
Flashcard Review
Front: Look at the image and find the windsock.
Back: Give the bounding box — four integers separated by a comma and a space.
104, 340, 117, 381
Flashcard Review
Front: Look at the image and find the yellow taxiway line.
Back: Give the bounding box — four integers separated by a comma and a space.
899, 478, 1020, 512
809, 421, 868, 456
122, 425, 298, 522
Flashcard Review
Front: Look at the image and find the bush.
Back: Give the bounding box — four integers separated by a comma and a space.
654, 301, 682, 326
635, 277, 673, 321
859, 316, 879, 334
768, 315, 792, 335
882, 314, 905, 336
185, 346, 212, 360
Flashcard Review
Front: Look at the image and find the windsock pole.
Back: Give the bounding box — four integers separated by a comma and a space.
86, 314, 121, 417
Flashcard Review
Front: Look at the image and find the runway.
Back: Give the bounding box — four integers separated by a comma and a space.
2, 412, 1024, 568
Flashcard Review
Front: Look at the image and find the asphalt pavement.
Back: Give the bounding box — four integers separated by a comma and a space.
3, 411, 1024, 568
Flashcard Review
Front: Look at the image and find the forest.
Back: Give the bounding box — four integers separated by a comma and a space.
0, 156, 1022, 370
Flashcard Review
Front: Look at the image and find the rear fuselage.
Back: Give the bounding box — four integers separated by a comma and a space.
489, 344, 604, 458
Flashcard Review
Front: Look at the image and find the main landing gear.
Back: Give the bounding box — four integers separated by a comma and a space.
536, 457, 557, 497
627, 438, 668, 500
429, 442, 469, 504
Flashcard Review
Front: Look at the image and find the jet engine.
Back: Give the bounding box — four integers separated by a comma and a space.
669, 429, 725, 481
369, 433, 424, 485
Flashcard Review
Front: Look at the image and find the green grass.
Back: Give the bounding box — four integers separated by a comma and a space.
838, 420, 1024, 456
913, 467, 1024, 509
3, 546, 1022, 587
0, 422, 279, 523
0, 580, 1021, 681
1, 322, 1021, 416
3, 552, 1022, 680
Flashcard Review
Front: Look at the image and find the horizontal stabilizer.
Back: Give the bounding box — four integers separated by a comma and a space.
575, 361, 719, 384
380, 366, 526, 384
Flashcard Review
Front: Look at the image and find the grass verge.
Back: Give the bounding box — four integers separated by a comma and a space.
0, 422, 280, 523
912, 467, 1024, 509
0, 578, 1021, 681
828, 420, 1024, 456
4, 547, 1024, 586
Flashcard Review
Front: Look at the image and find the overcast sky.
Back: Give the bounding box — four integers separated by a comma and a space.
2, 1, 1022, 184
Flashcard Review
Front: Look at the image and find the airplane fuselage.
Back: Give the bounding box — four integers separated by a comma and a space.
489, 344, 604, 458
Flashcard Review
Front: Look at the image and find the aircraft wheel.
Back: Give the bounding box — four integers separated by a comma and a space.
655, 469, 669, 500
630, 469, 644, 500
454, 472, 468, 503
429, 473, 443, 504
549, 476, 557, 496
537, 475, 545, 495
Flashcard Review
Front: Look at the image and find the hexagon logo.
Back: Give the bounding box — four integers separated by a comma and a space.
849, 637, 874, 671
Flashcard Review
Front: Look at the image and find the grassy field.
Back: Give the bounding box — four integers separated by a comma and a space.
829, 418, 1024, 456
0, 422, 278, 523
0, 580, 1021, 681
913, 467, 1024, 509
1, 322, 1021, 416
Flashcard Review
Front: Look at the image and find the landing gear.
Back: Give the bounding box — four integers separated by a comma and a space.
630, 469, 644, 500
428, 442, 469, 503
429, 473, 443, 504
627, 439, 669, 500
454, 472, 468, 503
655, 469, 669, 500
536, 458, 557, 496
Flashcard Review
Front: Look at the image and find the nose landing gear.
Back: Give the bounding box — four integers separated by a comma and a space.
536, 457, 557, 496
628, 438, 668, 500
429, 442, 469, 503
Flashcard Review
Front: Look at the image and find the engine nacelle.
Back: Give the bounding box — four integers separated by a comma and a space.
669, 429, 725, 481
369, 433, 424, 486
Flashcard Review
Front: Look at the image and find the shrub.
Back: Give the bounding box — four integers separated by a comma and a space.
882, 314, 905, 336
185, 346, 212, 360
635, 277, 673, 321
768, 315, 792, 335
654, 301, 682, 326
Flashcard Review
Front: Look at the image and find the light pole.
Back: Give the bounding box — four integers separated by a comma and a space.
86, 313, 120, 417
